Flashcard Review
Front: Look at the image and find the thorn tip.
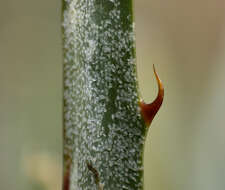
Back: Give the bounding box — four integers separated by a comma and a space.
139, 65, 164, 127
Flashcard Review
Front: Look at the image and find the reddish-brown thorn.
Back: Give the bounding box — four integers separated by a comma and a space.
139, 64, 164, 127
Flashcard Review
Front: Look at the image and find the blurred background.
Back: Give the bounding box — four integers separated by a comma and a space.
1, 0, 225, 189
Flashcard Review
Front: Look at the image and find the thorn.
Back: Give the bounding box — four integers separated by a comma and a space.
139, 64, 164, 127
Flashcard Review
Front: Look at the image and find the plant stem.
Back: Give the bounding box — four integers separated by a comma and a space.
62, 0, 159, 189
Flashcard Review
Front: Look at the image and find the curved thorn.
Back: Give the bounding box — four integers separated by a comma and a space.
139, 64, 164, 127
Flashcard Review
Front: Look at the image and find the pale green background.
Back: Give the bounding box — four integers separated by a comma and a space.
1, 0, 225, 190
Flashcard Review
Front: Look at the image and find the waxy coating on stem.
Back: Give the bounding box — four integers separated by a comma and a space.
62, 0, 164, 189
139, 65, 164, 127
63, 0, 145, 189
63, 64, 164, 190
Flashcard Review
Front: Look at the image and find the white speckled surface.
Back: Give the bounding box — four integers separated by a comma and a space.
62, 0, 146, 189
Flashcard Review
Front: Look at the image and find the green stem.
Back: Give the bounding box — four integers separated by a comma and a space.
62, 0, 147, 189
